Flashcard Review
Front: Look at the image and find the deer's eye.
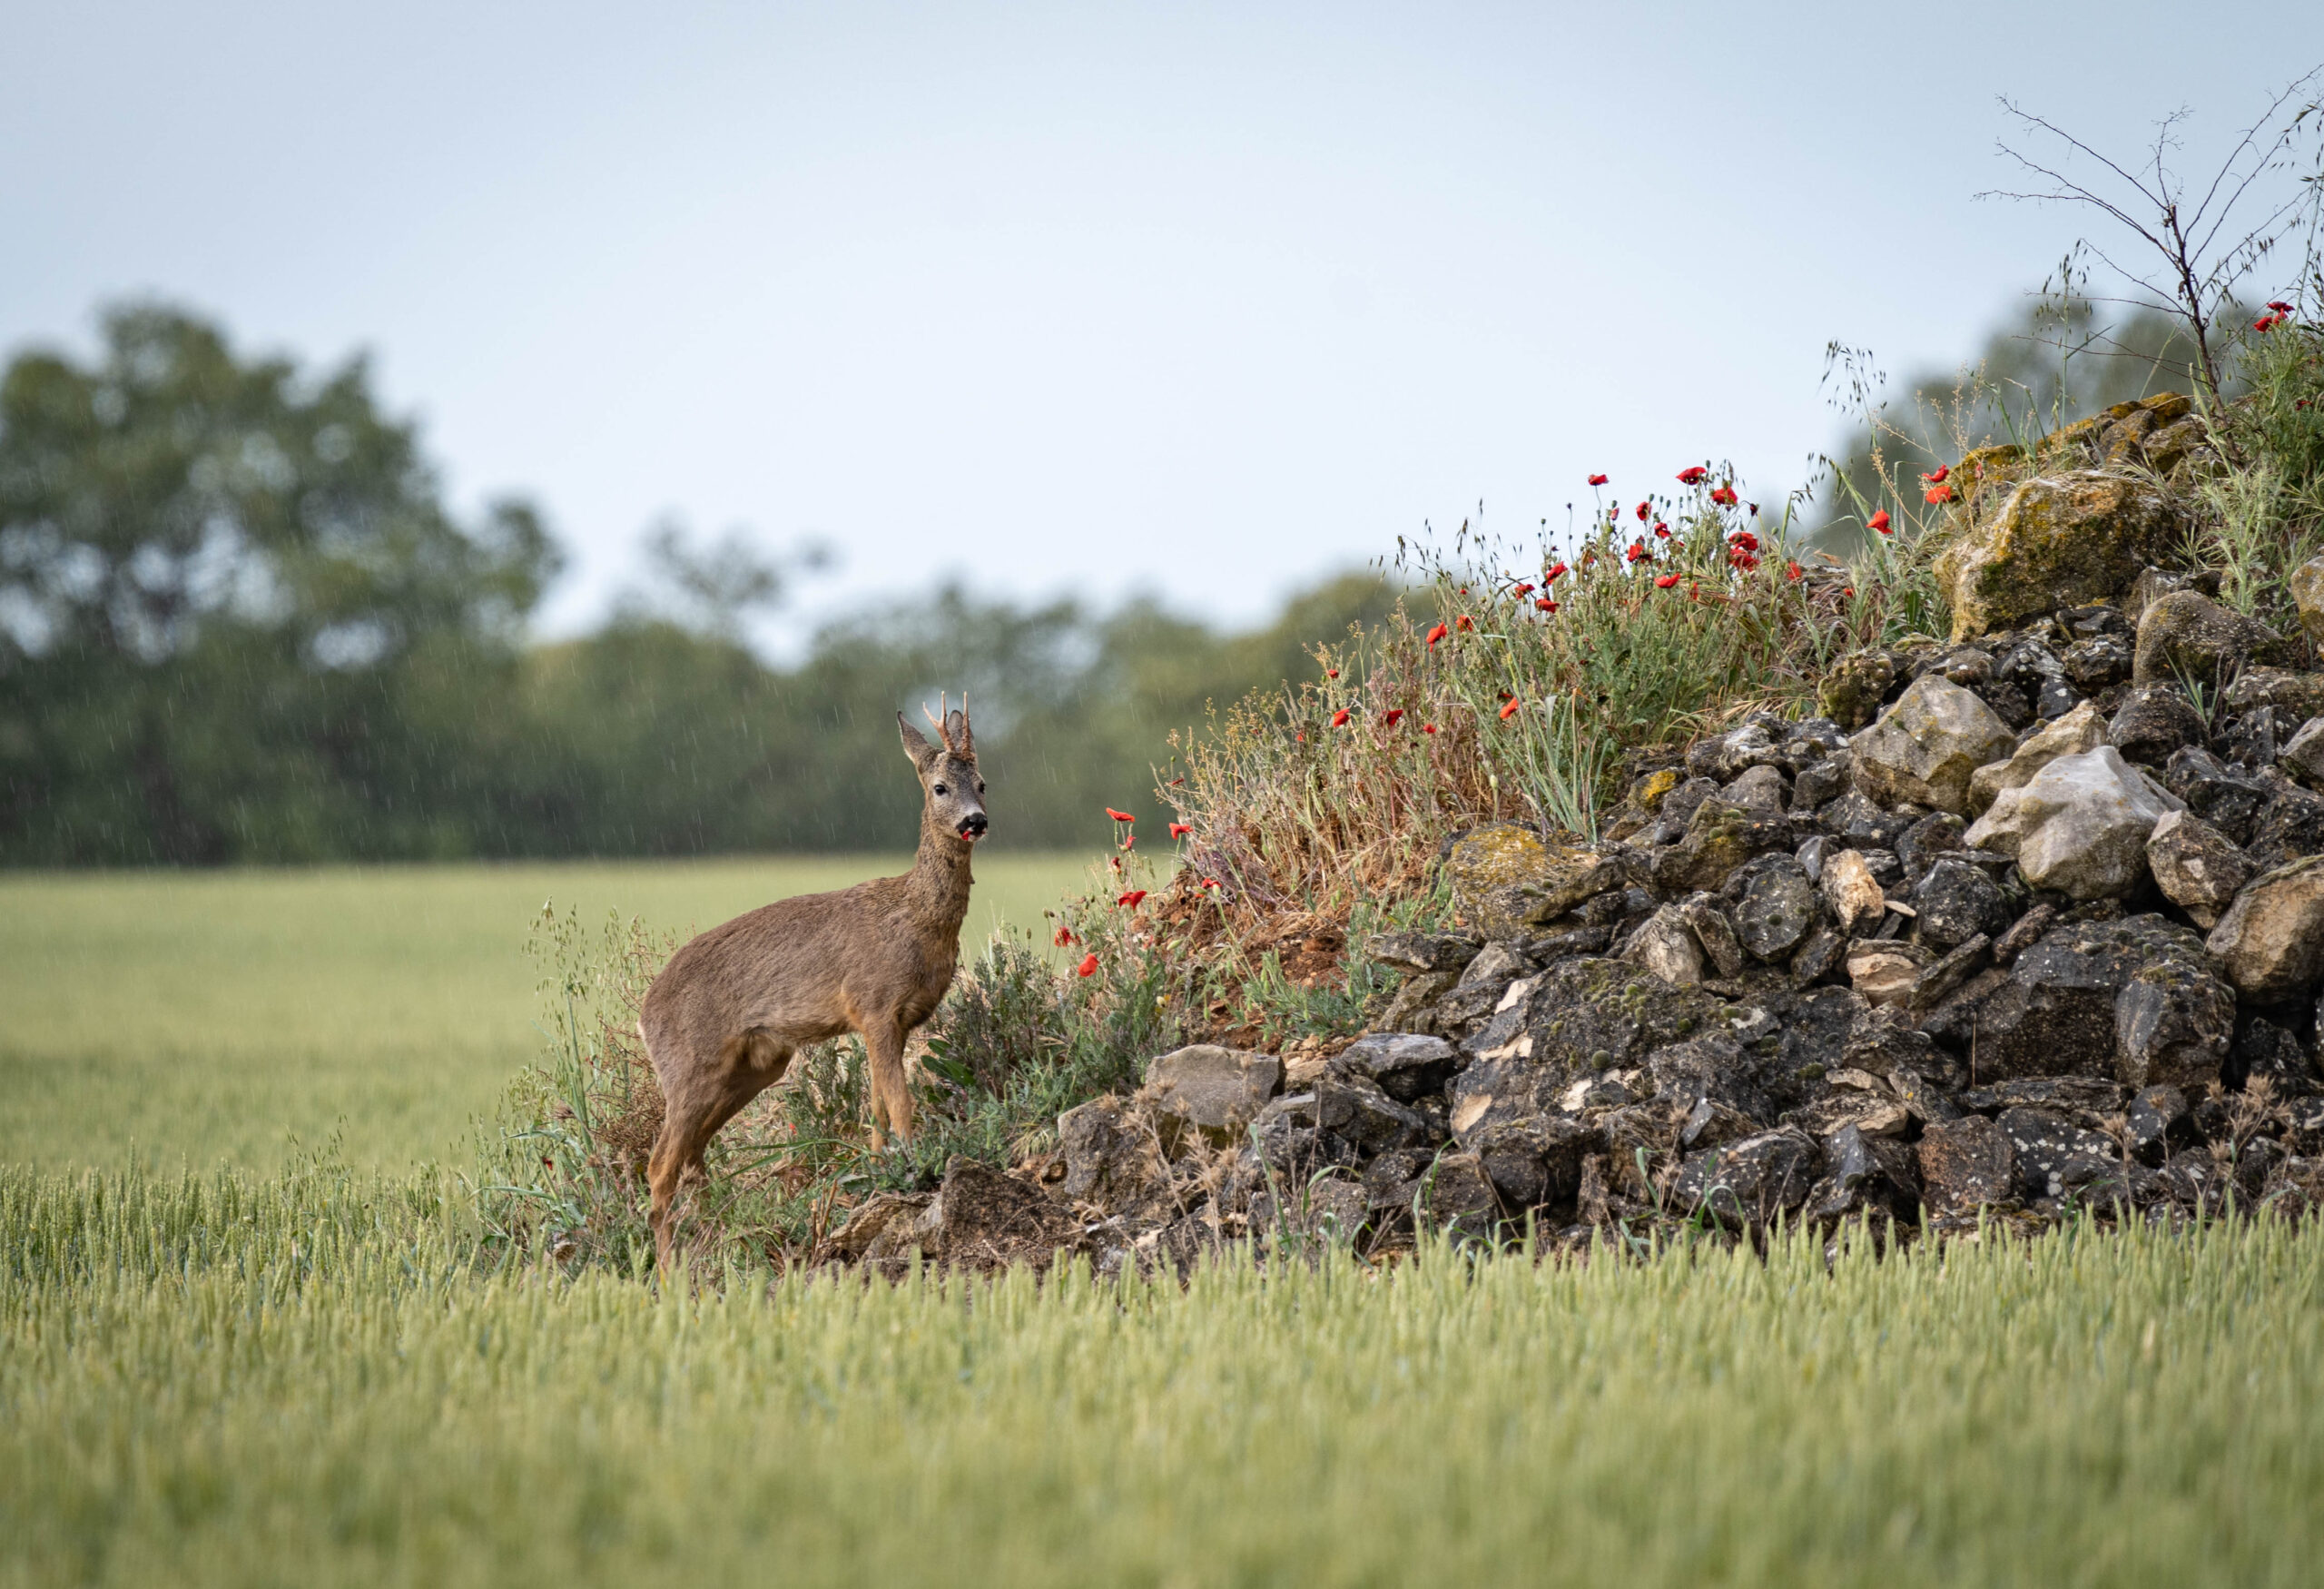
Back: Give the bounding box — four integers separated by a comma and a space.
932, 784, 948, 795
975, 780, 986, 794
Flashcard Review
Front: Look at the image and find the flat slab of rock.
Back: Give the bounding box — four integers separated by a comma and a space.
1145, 1045, 1283, 1149
1964, 745, 2181, 900
1330, 1032, 1460, 1102
1851, 675, 2015, 814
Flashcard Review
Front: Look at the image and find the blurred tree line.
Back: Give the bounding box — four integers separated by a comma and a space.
0, 305, 1394, 864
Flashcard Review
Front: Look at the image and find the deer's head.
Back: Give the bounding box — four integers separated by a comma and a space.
898, 696, 987, 844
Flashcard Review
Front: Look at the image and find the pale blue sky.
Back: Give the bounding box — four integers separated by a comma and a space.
5, 2, 2319, 646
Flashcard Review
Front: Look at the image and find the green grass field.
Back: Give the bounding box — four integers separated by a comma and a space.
0, 854, 1098, 1173
5, 1160, 2323, 1587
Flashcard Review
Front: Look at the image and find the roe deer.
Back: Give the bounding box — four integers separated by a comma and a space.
639, 698, 986, 1268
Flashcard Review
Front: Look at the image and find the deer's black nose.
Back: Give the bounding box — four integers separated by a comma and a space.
961, 813, 989, 836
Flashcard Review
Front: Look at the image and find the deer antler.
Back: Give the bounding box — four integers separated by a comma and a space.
957, 692, 973, 755
923, 693, 953, 753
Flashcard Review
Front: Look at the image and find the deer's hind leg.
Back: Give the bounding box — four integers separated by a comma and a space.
645, 1029, 793, 1269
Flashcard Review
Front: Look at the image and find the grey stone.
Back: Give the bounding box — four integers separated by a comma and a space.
2126, 1084, 2191, 1166
1413, 1150, 1502, 1239
1911, 857, 2014, 952
2280, 716, 2324, 790
2221, 666, 2324, 725
2162, 746, 2273, 844
1777, 984, 1869, 1079
1366, 931, 1482, 974
2249, 786, 2324, 871
1649, 799, 1786, 895
2108, 686, 2210, 766
2132, 589, 2293, 689
1896, 812, 1968, 884
1925, 915, 2212, 1083
1672, 1127, 1821, 1229
1996, 1108, 2128, 1205
1851, 675, 2018, 814
1909, 933, 1993, 1013
1793, 757, 1849, 810
1917, 1114, 2018, 1217
925, 1157, 1074, 1266
1649, 1032, 1777, 1125
1330, 1033, 1461, 1103
1846, 942, 1930, 1007
1679, 893, 1746, 980
1966, 700, 2107, 815
1955, 1076, 2129, 1126
1468, 1116, 1600, 1215
1620, 906, 1705, 986
1057, 1096, 1153, 1203
1789, 924, 1848, 985
1819, 791, 1917, 851
1145, 1045, 1284, 1150
1729, 854, 1818, 961
1964, 745, 2181, 900
2061, 633, 2134, 691
1724, 763, 1789, 815
2114, 955, 2237, 1091
2207, 855, 2324, 1002
1456, 940, 1535, 991
2144, 809, 2251, 929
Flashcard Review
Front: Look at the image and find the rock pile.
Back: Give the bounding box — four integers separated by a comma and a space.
835, 475, 2324, 1272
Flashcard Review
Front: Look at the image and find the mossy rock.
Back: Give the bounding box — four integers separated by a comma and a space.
1818, 652, 1896, 730
1932, 469, 2189, 640
1444, 822, 1593, 940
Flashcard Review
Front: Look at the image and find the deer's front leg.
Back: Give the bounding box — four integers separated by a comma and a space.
863, 1019, 913, 1147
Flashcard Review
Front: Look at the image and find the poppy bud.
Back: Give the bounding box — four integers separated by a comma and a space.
1513, 582, 1534, 596
1106, 807, 1135, 822
1636, 501, 1650, 521
1076, 952, 1099, 977
1168, 823, 1192, 838
1588, 473, 1609, 486
1331, 707, 1351, 727
1655, 572, 1679, 588
1117, 890, 1147, 908
1327, 668, 1340, 678
1499, 698, 1521, 719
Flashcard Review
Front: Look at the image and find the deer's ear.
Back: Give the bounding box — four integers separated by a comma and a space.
897, 712, 939, 771
944, 707, 972, 757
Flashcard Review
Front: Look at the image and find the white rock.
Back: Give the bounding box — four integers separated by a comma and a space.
1965, 700, 2108, 815
1821, 848, 1888, 936
1620, 906, 1704, 986
1964, 745, 2182, 900
1850, 675, 2017, 814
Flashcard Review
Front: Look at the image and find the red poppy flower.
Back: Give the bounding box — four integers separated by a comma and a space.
1924, 485, 1954, 505
1709, 484, 1738, 507
1121, 835, 1134, 850
1499, 698, 1521, 719
1326, 668, 1340, 678
1200, 877, 1220, 890
1425, 622, 1449, 646
1677, 466, 1710, 485
1169, 822, 1192, 838
1728, 549, 1759, 571
2268, 300, 2295, 313
1456, 615, 1474, 631
1921, 464, 1949, 484
1626, 540, 1650, 563
1653, 523, 1670, 538
1422, 722, 1438, 735
1786, 560, 1803, 580
1331, 707, 1351, 727
1636, 501, 1651, 521
1655, 572, 1680, 588
1513, 582, 1534, 596
1117, 889, 1147, 908
1546, 562, 1569, 582
1106, 807, 1135, 822
1588, 473, 1609, 486
1535, 597, 1556, 612
2256, 314, 2283, 331
1383, 708, 1404, 726
1054, 925, 1075, 946
1076, 952, 1099, 977
1728, 529, 1759, 552
1867, 509, 1892, 535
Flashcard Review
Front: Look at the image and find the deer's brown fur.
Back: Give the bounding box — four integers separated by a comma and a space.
639, 700, 986, 1268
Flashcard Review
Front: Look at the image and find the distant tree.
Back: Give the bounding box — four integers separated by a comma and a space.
0, 304, 557, 862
